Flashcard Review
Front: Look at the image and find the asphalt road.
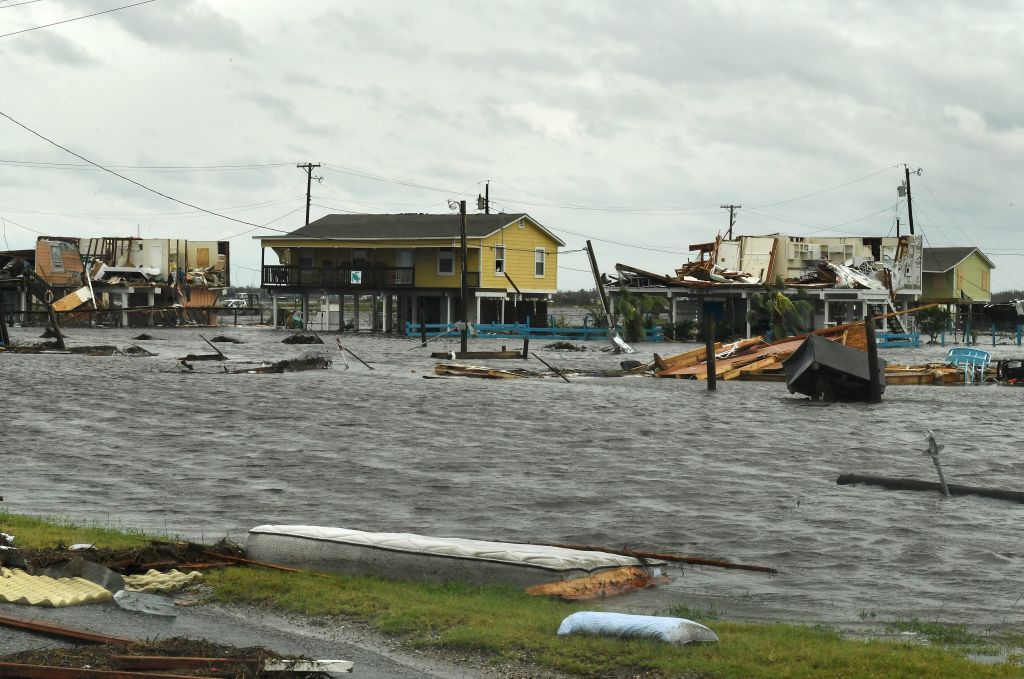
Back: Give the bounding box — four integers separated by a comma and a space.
0, 600, 533, 678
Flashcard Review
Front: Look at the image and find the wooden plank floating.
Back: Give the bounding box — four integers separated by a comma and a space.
837, 474, 1024, 503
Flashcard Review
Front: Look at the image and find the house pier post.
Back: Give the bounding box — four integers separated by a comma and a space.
272, 296, 278, 327
372, 293, 380, 331
475, 294, 481, 325
824, 300, 830, 328
147, 289, 155, 328
20, 289, 28, 325
445, 294, 451, 326
384, 294, 393, 333
354, 295, 361, 332
339, 294, 346, 330
301, 293, 309, 330
744, 294, 751, 339
120, 291, 129, 327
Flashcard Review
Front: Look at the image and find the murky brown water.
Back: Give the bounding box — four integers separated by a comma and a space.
3, 325, 1024, 626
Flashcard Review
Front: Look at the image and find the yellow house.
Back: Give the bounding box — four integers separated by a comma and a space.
921, 247, 994, 304
257, 213, 564, 330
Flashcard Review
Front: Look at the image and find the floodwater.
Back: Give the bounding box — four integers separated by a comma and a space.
3, 325, 1024, 628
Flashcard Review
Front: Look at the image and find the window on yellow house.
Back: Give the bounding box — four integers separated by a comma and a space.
494, 245, 505, 273
438, 248, 454, 275
534, 247, 545, 277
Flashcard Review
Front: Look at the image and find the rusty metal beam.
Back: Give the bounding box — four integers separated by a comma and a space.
0, 613, 133, 645
0, 663, 205, 679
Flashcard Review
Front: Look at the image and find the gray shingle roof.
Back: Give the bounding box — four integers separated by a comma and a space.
923, 247, 995, 272
267, 213, 563, 245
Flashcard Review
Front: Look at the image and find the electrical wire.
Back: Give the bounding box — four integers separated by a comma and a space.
0, 0, 157, 39
748, 165, 900, 210
0, 158, 293, 172
0, 0, 43, 10
0, 108, 268, 229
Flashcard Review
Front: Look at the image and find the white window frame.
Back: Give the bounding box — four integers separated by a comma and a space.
437, 247, 455, 276
494, 245, 505, 274
534, 247, 545, 278
49, 244, 65, 273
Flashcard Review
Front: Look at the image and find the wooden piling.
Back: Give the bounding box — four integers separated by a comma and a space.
704, 315, 716, 391
864, 315, 881, 403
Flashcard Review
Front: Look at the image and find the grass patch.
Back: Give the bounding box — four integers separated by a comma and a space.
205, 567, 1024, 678
0, 510, 156, 549
5, 512, 1024, 678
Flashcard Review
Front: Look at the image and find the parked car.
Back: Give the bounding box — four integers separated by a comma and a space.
221, 298, 247, 308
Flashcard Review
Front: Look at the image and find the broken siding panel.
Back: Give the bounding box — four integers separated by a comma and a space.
739, 237, 776, 283
35, 239, 83, 287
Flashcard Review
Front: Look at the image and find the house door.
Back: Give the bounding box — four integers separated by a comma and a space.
395, 249, 414, 268
148, 243, 164, 272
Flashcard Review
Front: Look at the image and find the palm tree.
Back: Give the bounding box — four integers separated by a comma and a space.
747, 277, 812, 340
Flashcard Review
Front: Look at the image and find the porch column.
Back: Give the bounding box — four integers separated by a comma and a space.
272, 296, 278, 328
147, 290, 155, 328
121, 292, 129, 327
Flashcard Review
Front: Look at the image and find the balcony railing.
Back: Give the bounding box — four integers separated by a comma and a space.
262, 266, 482, 289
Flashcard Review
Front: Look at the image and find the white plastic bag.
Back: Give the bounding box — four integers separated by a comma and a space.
557, 611, 719, 644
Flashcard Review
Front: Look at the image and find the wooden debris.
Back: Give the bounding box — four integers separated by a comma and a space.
434, 363, 523, 379
837, 474, 1024, 503
549, 543, 778, 575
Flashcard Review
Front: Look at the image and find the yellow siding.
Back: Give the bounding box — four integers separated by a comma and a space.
266, 216, 560, 292
267, 238, 456, 249
479, 218, 560, 292
956, 252, 991, 302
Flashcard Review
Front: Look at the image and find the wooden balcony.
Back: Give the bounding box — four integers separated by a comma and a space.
262, 266, 481, 290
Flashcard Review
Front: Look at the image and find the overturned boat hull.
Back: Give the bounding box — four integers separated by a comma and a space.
246, 525, 665, 599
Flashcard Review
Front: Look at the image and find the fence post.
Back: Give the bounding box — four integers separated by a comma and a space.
992, 322, 996, 347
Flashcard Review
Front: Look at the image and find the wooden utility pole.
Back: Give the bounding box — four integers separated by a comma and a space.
459, 200, 469, 352
297, 162, 321, 226
721, 204, 741, 240
904, 166, 916, 236
485, 181, 490, 214
586, 240, 614, 333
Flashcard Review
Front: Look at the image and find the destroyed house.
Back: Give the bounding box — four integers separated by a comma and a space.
1, 236, 231, 326
614, 233, 924, 338
257, 213, 564, 330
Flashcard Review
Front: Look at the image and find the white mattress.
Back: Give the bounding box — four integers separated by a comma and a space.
248, 525, 646, 572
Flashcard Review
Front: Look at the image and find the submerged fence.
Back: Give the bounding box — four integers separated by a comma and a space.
403, 321, 664, 342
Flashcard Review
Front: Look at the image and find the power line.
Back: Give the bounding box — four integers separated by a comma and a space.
0, 158, 292, 172
0, 0, 157, 39
1, 0, 44, 10
0, 108, 267, 229
749, 165, 900, 209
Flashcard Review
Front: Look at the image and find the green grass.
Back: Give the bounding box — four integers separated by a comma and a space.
205, 567, 1024, 678
0, 510, 156, 550
4, 511, 1024, 678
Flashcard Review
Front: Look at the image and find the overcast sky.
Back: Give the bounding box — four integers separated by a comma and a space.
2, 0, 1022, 291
